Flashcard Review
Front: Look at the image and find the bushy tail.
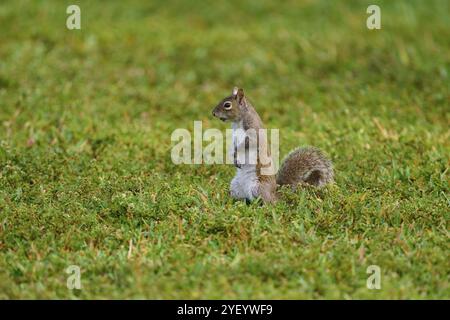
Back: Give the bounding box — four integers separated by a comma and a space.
276, 147, 333, 188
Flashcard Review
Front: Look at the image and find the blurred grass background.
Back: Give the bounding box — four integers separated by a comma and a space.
0, 0, 449, 298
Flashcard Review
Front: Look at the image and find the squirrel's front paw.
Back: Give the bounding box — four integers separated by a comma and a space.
233, 153, 241, 168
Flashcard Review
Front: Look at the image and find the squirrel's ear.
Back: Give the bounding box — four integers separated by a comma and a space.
237, 88, 245, 104
232, 87, 239, 98
232, 87, 245, 105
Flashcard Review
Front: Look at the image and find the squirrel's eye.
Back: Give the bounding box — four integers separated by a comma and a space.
223, 102, 232, 110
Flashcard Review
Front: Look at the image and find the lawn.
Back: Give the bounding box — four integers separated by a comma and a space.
0, 0, 449, 299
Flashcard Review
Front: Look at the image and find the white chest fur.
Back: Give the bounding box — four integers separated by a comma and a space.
231, 121, 246, 149
230, 121, 259, 200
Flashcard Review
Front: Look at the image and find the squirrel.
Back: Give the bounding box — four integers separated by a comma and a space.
212, 87, 334, 204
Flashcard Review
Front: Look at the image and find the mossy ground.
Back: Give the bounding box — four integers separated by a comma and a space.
0, 0, 448, 299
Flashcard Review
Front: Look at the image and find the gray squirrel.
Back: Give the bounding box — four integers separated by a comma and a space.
212, 87, 334, 204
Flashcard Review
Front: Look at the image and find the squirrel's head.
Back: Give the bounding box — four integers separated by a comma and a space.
212, 87, 247, 122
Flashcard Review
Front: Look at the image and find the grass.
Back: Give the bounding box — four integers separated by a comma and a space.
0, 0, 449, 299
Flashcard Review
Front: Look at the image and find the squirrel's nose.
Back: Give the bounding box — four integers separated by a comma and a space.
212, 110, 216, 117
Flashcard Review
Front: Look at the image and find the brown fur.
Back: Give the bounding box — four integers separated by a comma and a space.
276, 147, 334, 188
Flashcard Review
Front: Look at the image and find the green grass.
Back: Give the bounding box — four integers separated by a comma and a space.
0, 0, 449, 299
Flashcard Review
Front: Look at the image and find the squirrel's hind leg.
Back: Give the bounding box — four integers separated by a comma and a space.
258, 181, 278, 204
